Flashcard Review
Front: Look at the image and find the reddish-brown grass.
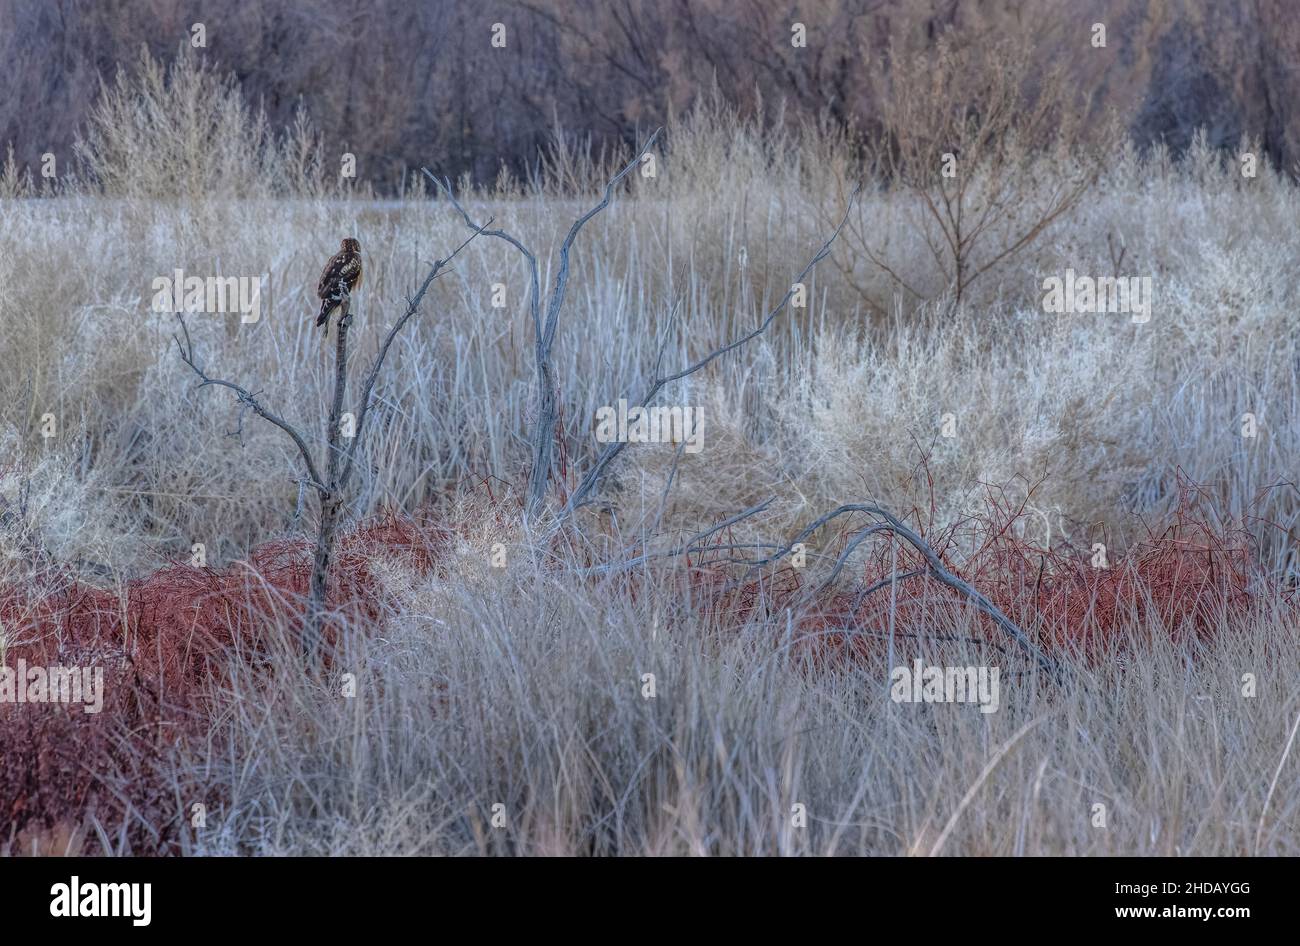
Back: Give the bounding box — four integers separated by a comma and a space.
691, 475, 1291, 669
0, 509, 453, 854
2, 477, 1292, 853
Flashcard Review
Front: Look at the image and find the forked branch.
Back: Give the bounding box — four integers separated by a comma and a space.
338, 220, 490, 494
564, 183, 862, 517
423, 128, 662, 518
173, 314, 327, 495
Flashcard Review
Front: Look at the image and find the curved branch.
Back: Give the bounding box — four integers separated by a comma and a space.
762, 503, 1058, 676
173, 314, 327, 496
581, 496, 1058, 677
565, 183, 861, 516
423, 171, 543, 349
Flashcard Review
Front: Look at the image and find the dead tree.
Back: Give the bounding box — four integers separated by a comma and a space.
307, 297, 353, 646
430, 147, 1056, 674
521, 174, 1057, 675
175, 225, 487, 666
423, 128, 660, 520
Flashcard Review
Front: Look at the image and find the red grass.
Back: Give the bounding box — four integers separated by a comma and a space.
689, 475, 1292, 667
1, 470, 1290, 852
0, 508, 454, 854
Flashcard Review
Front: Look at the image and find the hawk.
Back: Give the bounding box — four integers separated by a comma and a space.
315, 237, 363, 333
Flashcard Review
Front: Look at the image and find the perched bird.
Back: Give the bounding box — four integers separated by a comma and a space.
315, 237, 363, 334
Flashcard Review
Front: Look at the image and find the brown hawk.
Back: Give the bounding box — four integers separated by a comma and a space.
315, 237, 363, 333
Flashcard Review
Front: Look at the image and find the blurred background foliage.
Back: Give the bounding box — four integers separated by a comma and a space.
3, 0, 1298, 190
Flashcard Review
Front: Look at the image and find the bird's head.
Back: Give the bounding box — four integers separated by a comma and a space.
341, 238, 361, 253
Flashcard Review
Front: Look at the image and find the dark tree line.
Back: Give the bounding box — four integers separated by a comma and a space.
3, 0, 1299, 189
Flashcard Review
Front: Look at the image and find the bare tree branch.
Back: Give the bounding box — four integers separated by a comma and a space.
756, 502, 1058, 676
576, 497, 777, 574
564, 183, 861, 516
173, 314, 327, 495
580, 496, 1058, 676
424, 127, 662, 518
338, 220, 491, 495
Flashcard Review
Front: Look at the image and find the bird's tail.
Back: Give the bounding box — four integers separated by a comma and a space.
316, 299, 335, 337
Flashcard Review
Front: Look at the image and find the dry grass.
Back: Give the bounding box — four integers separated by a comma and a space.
176, 548, 1300, 856
2, 54, 1298, 855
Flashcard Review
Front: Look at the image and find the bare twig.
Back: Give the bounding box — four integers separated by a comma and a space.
575, 498, 777, 575
173, 314, 327, 495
